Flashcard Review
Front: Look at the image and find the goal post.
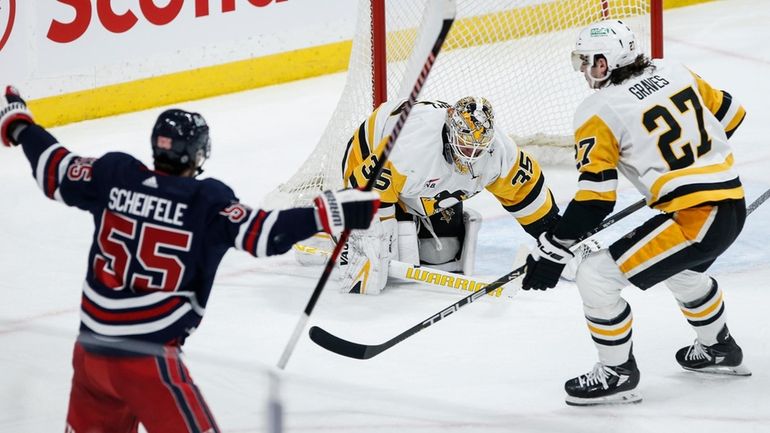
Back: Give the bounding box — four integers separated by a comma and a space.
264, 0, 662, 208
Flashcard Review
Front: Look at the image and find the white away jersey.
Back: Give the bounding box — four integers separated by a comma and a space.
342, 99, 558, 235
572, 59, 746, 213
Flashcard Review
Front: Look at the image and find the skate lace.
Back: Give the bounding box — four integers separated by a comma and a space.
684, 340, 712, 361
578, 363, 617, 389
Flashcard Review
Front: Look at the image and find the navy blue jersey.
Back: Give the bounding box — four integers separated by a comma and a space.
18, 125, 319, 353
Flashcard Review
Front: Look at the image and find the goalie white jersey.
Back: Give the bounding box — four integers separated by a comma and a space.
342, 99, 558, 237
571, 59, 746, 214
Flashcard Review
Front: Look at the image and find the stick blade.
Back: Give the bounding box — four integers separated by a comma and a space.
308, 326, 372, 359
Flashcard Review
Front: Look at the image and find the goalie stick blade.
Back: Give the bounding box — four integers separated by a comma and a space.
308, 326, 379, 359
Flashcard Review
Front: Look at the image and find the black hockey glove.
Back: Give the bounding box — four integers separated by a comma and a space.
0, 86, 34, 147
314, 188, 381, 237
521, 232, 574, 291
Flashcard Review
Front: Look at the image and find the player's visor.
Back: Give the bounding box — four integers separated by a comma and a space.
571, 52, 591, 71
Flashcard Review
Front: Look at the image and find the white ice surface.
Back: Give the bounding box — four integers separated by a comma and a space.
2, 1, 770, 432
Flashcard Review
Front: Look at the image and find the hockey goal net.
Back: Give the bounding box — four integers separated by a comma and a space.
265, 0, 662, 208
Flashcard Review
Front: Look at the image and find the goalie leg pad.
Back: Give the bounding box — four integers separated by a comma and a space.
397, 220, 419, 266
293, 233, 334, 266
338, 206, 396, 295
460, 207, 482, 276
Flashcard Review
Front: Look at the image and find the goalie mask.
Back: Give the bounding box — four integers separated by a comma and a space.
571, 20, 638, 88
445, 96, 495, 174
151, 109, 211, 176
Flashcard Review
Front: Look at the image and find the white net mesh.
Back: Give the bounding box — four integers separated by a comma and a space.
265, 0, 652, 208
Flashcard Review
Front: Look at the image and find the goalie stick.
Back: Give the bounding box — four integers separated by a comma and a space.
276, 0, 457, 369
308, 198, 647, 360
293, 241, 510, 299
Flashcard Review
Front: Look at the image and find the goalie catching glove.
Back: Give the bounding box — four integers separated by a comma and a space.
0, 86, 34, 147
522, 232, 574, 291
313, 189, 380, 238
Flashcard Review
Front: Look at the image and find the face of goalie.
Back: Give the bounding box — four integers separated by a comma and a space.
446, 96, 495, 173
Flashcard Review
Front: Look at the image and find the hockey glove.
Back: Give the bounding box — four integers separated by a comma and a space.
0, 86, 34, 147
314, 188, 380, 238
521, 232, 574, 291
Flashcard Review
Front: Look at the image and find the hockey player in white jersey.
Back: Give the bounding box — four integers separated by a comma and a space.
340, 97, 561, 294
521, 20, 750, 405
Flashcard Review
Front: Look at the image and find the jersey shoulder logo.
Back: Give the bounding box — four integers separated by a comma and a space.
219, 202, 251, 223
66, 157, 96, 181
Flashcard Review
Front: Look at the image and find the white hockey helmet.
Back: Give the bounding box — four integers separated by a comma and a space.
445, 96, 494, 172
571, 20, 639, 82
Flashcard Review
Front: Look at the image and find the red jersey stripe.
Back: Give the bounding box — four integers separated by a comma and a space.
46, 147, 69, 199
244, 210, 267, 254
81, 295, 183, 323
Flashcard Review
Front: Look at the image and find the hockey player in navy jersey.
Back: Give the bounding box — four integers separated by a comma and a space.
0, 86, 380, 433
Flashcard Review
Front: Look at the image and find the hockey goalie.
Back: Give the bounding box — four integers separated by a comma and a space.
333, 96, 570, 294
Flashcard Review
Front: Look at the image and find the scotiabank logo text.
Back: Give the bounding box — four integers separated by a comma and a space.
48, 0, 289, 44
0, 0, 16, 52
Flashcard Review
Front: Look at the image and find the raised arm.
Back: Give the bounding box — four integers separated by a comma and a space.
1, 86, 101, 209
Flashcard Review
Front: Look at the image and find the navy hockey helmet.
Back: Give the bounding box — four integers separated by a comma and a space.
151, 109, 211, 175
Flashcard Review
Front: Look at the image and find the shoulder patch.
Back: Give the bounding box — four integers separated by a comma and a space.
219, 202, 251, 223
66, 157, 96, 181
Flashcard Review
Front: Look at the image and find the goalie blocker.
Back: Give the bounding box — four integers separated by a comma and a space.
339, 201, 481, 295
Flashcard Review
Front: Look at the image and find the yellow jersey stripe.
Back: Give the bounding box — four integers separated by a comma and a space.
575, 189, 617, 202
726, 106, 746, 132
366, 105, 383, 150
650, 154, 734, 203
691, 72, 723, 116
655, 187, 744, 213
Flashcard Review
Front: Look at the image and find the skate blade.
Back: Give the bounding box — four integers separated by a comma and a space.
565, 390, 642, 406
683, 363, 752, 376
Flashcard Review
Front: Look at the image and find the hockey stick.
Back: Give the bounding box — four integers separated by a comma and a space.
276, 0, 457, 369
747, 186, 770, 215
308, 198, 646, 360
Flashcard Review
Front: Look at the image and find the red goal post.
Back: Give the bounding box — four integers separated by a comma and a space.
265, 0, 663, 208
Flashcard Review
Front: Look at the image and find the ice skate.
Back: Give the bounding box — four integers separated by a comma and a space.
676, 325, 751, 376
565, 355, 642, 406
